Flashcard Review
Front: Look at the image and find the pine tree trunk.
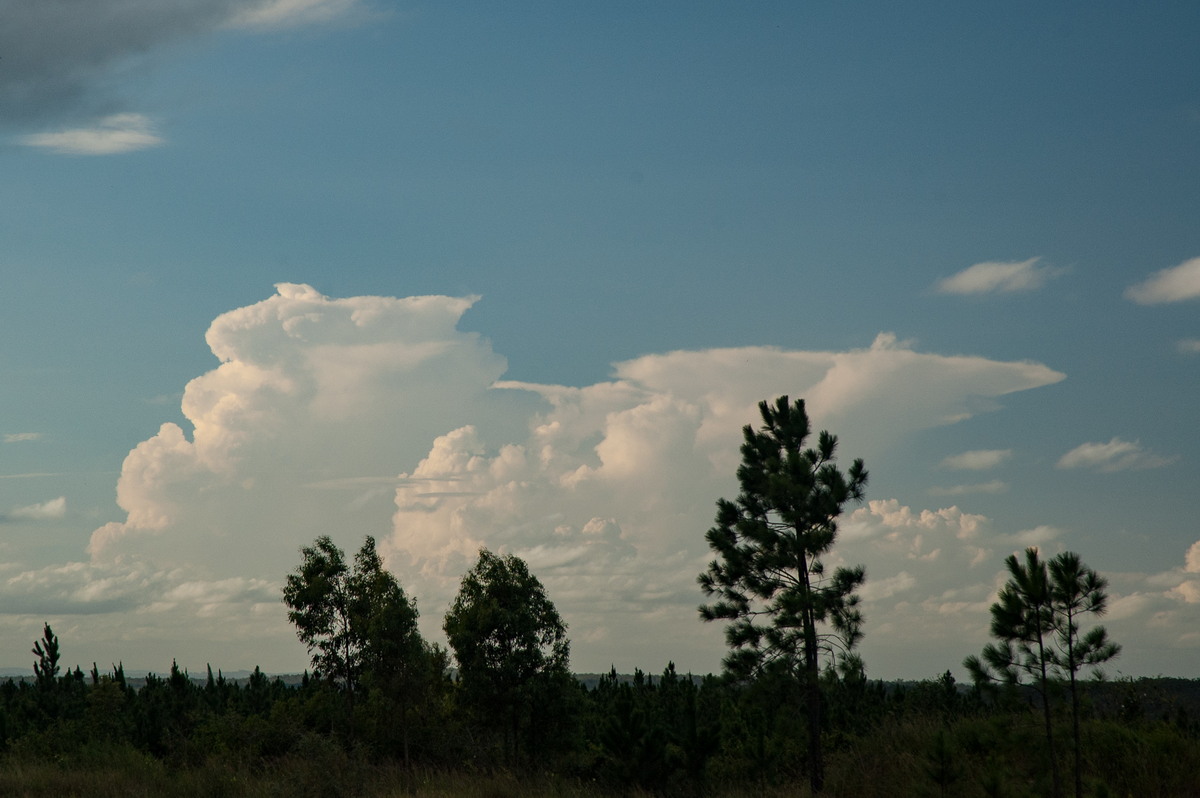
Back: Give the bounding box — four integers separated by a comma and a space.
805, 653, 824, 794
1068, 623, 1081, 798
1036, 629, 1060, 798
801, 560, 825, 793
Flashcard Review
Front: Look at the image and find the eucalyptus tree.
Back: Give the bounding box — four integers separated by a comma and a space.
284, 534, 429, 745
284, 536, 357, 697
698, 396, 868, 794
348, 535, 436, 764
444, 548, 571, 764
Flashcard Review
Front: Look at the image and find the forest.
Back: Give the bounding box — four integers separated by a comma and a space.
2, 397, 1198, 797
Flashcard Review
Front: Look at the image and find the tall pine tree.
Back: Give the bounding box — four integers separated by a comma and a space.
699, 396, 868, 794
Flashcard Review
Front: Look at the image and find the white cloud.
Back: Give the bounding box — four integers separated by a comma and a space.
934, 258, 1056, 295
10, 497, 66, 521
0, 560, 168, 615
1126, 257, 1200, 304
21, 114, 164, 155
859, 572, 916, 602
929, 480, 1008, 497
1006, 525, 1063, 547
3, 433, 42, 443
33, 284, 1065, 675
1178, 339, 1200, 355
940, 449, 1012, 470
1057, 438, 1176, 472
1184, 542, 1200, 574
1096, 545, 1200, 673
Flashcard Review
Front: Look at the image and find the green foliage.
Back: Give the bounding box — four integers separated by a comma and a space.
965, 548, 1121, 798
283, 534, 439, 753
443, 549, 573, 766
698, 395, 867, 793
282, 536, 357, 692
923, 729, 961, 797
31, 624, 60, 691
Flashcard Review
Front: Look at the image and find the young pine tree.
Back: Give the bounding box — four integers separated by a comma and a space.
966, 548, 1120, 798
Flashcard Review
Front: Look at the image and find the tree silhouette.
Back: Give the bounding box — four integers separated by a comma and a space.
966, 547, 1061, 797
966, 548, 1121, 798
284, 536, 356, 694
32, 623, 61, 690
1049, 552, 1120, 798
698, 396, 868, 793
283, 534, 429, 744
444, 548, 571, 764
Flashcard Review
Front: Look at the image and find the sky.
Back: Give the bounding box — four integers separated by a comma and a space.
0, 1, 1198, 681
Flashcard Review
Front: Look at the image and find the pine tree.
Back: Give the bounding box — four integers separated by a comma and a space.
966, 548, 1121, 798
31, 623, 61, 691
698, 396, 868, 793
966, 547, 1061, 797
1049, 552, 1120, 798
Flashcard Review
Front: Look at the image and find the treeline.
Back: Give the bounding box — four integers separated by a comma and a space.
3, 631, 1200, 797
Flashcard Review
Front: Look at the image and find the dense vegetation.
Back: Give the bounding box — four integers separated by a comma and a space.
2, 650, 1199, 796
3, 395, 1197, 796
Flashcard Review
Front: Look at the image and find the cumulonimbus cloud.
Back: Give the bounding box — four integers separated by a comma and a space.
57, 283, 1072, 673
1126, 257, 1200, 305
7, 282, 1194, 677
934, 258, 1057, 295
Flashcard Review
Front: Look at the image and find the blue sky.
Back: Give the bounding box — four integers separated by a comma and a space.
1, 1, 1198, 679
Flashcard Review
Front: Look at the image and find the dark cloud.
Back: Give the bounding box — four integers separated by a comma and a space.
0, 0, 248, 125
0, 1, 355, 127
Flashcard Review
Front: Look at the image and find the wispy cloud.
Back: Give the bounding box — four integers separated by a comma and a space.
1057, 438, 1176, 472
929, 480, 1009, 497
1179, 339, 1200, 355
934, 258, 1057, 296
20, 114, 164, 155
1, 497, 66, 523
229, 0, 362, 29
940, 449, 1012, 470
3, 433, 41, 443
1126, 257, 1200, 304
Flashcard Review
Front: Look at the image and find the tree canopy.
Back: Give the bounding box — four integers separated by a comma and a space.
444, 548, 572, 762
